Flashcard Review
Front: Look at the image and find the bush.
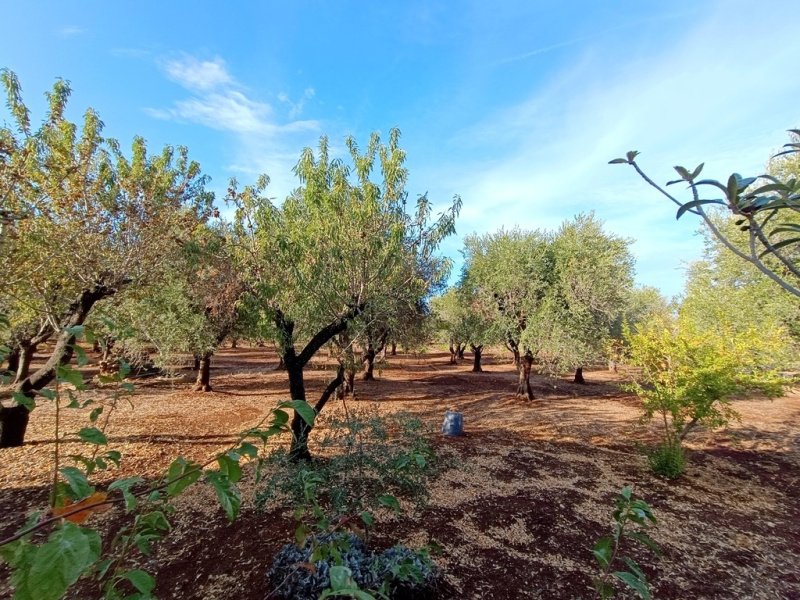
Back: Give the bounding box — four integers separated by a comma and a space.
255, 410, 438, 517
647, 442, 685, 479
267, 532, 437, 600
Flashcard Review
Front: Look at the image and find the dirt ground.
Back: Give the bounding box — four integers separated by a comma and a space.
0, 346, 798, 600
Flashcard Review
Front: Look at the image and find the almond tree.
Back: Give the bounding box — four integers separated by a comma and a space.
231, 129, 459, 459
0, 71, 212, 446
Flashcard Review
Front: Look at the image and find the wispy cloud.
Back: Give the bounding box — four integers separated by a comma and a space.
419, 1, 800, 297
147, 53, 322, 198
59, 26, 85, 38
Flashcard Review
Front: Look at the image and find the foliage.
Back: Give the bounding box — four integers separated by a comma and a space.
530, 213, 634, 374
268, 533, 437, 600
624, 314, 786, 454
256, 411, 438, 531
646, 442, 685, 479
0, 325, 316, 600
611, 130, 800, 298
593, 486, 660, 600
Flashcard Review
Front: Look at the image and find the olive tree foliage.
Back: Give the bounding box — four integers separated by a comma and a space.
229, 129, 460, 459
431, 285, 499, 371
611, 130, 800, 298
530, 213, 635, 383
0, 70, 213, 446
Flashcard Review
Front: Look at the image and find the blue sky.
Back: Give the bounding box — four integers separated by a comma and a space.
3, 0, 799, 298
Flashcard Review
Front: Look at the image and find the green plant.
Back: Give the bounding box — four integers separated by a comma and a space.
646, 442, 685, 479
593, 486, 660, 599
0, 325, 317, 600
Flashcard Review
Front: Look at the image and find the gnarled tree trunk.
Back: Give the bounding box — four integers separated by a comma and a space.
506, 339, 520, 366
470, 344, 483, 372
573, 367, 585, 384
194, 353, 212, 392
1, 284, 115, 448
390, 341, 397, 356
14, 343, 36, 384
457, 343, 466, 360
515, 350, 534, 400
362, 341, 376, 381
449, 343, 457, 364
5, 346, 20, 376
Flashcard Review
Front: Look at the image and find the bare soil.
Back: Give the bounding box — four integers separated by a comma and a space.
1, 346, 798, 599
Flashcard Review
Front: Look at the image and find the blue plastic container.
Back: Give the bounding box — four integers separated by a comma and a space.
441, 410, 464, 436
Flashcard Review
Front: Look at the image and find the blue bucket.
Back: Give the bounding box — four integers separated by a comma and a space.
441, 410, 464, 436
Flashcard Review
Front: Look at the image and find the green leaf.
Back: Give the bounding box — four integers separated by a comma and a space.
329, 565, 353, 590
59, 467, 94, 500
165, 458, 201, 497
26, 522, 101, 600
124, 569, 155, 594
56, 365, 85, 390
592, 536, 613, 568
78, 427, 108, 445
278, 400, 316, 426
12, 391, 35, 411
676, 198, 725, 219
88, 407, 103, 423
206, 471, 241, 521
103, 450, 122, 467
360, 511, 374, 527
625, 531, 661, 554
608, 158, 628, 165
237, 442, 258, 459
73, 345, 88, 367
613, 570, 651, 600
620, 486, 632, 501
37, 388, 56, 400
626, 150, 639, 162
272, 409, 289, 426
217, 453, 242, 484
378, 494, 401, 511
108, 477, 143, 512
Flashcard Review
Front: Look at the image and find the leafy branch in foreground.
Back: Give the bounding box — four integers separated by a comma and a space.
0, 334, 316, 600
611, 132, 800, 298
593, 486, 660, 600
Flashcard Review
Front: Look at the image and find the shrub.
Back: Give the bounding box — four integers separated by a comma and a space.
646, 442, 685, 479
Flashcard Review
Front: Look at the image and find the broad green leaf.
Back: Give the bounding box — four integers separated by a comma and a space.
613, 570, 651, 600
165, 458, 201, 497
676, 198, 725, 219
217, 453, 242, 484
360, 511, 374, 527
592, 536, 613, 568
12, 391, 35, 411
65, 325, 85, 338
624, 531, 661, 554
278, 400, 316, 426
378, 494, 401, 511
329, 565, 353, 590
108, 477, 143, 512
206, 471, 241, 521
608, 158, 628, 165
59, 467, 94, 500
78, 427, 108, 445
124, 569, 155, 594
26, 523, 101, 600
88, 407, 103, 423
37, 388, 56, 401
56, 365, 85, 390
73, 345, 88, 367
237, 441, 258, 459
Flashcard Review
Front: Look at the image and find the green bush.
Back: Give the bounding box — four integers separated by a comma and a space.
647, 442, 685, 479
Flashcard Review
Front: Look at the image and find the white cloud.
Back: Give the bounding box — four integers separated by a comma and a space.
161, 55, 233, 91
416, 0, 800, 297
148, 53, 322, 201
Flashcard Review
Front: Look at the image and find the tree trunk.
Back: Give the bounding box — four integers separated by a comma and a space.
2, 284, 115, 448
5, 346, 20, 376
274, 355, 286, 370
0, 405, 29, 447
471, 344, 483, 373
515, 351, 534, 400
574, 367, 585, 384
193, 355, 200, 371
506, 339, 520, 366
457, 343, 466, 360
362, 343, 376, 381
194, 353, 212, 392
230, 338, 238, 349
449, 343, 457, 364
391, 342, 397, 356
14, 343, 35, 384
